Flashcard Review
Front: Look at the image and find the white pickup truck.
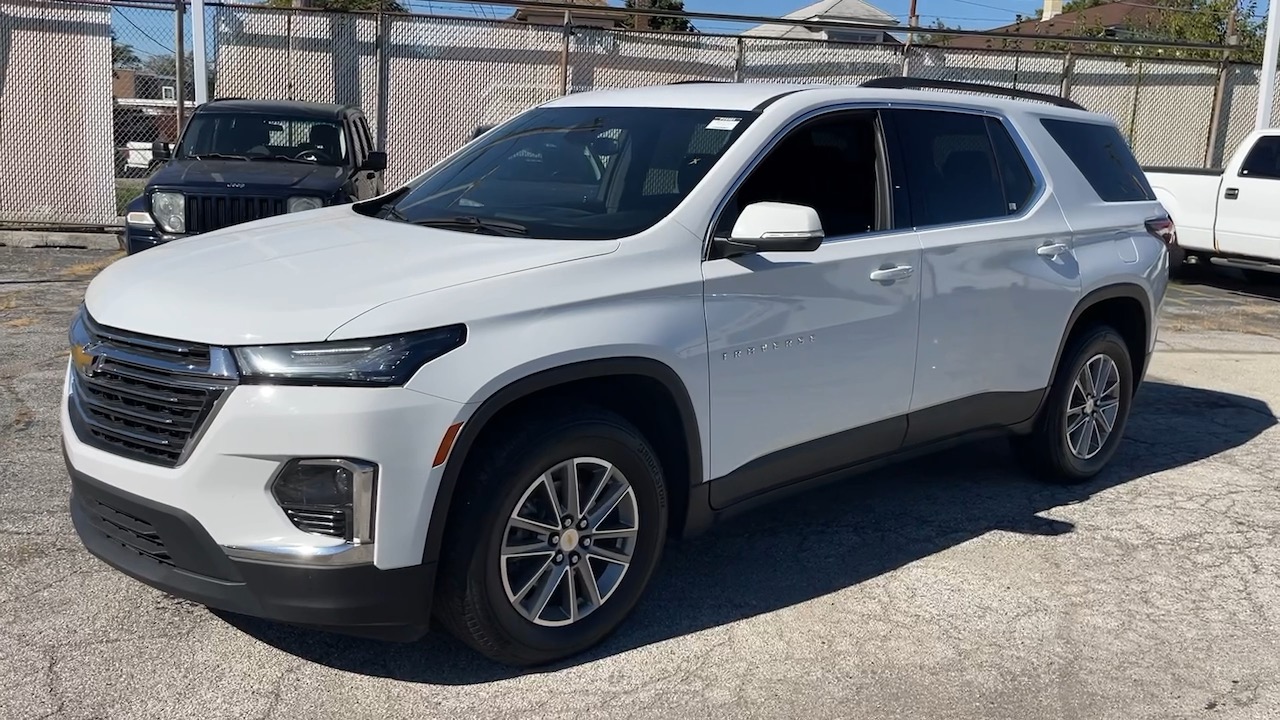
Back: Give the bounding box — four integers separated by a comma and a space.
1147, 129, 1280, 282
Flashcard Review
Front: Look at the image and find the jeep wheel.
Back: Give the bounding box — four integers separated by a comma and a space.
1012, 325, 1134, 484
435, 406, 668, 666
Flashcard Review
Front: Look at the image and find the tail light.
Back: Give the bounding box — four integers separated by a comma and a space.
1146, 216, 1177, 247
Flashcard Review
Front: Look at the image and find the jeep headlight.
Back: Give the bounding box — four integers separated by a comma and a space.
234, 325, 467, 386
151, 192, 185, 233
287, 196, 324, 213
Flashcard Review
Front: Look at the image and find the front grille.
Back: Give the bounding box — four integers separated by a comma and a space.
283, 507, 349, 539
68, 312, 237, 468
82, 496, 173, 566
186, 194, 288, 234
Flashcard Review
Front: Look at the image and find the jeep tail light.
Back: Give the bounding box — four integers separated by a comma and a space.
1145, 217, 1177, 247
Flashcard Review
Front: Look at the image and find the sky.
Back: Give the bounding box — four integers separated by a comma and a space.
113, 0, 1049, 59
111, 0, 1272, 61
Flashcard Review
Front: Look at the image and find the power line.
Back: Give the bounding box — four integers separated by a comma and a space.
115, 7, 175, 55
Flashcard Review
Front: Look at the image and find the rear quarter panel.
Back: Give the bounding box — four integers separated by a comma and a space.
1018, 109, 1167, 358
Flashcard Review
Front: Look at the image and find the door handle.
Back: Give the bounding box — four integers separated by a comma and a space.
869, 265, 914, 282
1224, 187, 1240, 200
1037, 242, 1070, 258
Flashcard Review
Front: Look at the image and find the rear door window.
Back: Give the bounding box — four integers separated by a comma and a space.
1040, 118, 1155, 202
887, 109, 1013, 227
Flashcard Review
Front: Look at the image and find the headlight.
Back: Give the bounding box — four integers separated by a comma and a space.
151, 192, 185, 233
234, 325, 466, 386
287, 196, 324, 213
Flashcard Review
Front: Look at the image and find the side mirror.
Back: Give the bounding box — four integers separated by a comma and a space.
361, 151, 387, 172
471, 125, 495, 141
714, 202, 824, 258
151, 141, 172, 160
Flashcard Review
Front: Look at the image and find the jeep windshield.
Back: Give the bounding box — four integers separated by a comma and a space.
376, 106, 759, 240
176, 113, 348, 166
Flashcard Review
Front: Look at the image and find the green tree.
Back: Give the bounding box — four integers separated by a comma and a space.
917, 18, 961, 45
623, 0, 692, 32
1033, 0, 1266, 61
141, 51, 194, 80
263, 0, 405, 12
112, 34, 141, 68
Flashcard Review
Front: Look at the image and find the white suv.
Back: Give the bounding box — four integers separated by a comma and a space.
63, 79, 1169, 666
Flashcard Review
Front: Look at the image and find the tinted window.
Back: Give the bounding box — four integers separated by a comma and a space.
1239, 136, 1280, 179
987, 117, 1036, 213
1040, 118, 1155, 202
384, 107, 757, 241
178, 113, 348, 165
891, 110, 1009, 227
723, 111, 883, 238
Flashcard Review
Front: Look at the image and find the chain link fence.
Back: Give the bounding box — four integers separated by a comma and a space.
4, 0, 1278, 227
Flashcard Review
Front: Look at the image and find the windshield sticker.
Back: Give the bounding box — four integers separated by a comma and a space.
706, 117, 742, 131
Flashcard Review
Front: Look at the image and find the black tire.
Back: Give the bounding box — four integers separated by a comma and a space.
435, 405, 668, 667
1011, 325, 1134, 485
1167, 246, 1188, 279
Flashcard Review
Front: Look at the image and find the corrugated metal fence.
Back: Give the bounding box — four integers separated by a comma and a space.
2, 0, 1274, 226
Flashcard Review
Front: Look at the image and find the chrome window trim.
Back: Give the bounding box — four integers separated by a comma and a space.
701, 100, 1052, 260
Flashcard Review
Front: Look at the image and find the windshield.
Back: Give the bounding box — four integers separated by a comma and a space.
379, 106, 759, 240
177, 113, 348, 165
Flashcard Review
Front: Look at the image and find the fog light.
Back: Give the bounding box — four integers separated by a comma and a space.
271, 458, 377, 543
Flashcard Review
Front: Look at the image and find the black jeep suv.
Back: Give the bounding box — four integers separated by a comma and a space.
123, 99, 387, 255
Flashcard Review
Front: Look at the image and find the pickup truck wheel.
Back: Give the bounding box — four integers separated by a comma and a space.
435, 406, 668, 667
1011, 325, 1134, 485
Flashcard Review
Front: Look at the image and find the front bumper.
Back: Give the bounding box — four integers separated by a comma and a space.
123, 223, 187, 254
68, 460, 434, 640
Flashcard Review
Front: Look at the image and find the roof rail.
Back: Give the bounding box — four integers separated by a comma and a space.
666, 80, 730, 85
859, 76, 1086, 112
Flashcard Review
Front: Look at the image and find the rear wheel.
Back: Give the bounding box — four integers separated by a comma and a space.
435, 406, 668, 667
1012, 325, 1134, 484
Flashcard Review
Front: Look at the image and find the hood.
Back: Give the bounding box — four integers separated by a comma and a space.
86, 206, 619, 345
149, 159, 347, 195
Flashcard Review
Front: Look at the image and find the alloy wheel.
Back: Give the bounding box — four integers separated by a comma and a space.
499, 457, 639, 627
1065, 353, 1122, 460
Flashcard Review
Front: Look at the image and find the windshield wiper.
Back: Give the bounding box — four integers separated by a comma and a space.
249, 155, 316, 164
189, 152, 248, 161
413, 215, 528, 237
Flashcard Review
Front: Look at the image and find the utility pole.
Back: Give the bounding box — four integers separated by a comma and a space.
174, 0, 185, 136
907, 0, 919, 45
633, 0, 653, 31
1206, 5, 1239, 164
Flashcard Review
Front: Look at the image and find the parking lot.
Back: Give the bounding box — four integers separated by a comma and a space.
2, 246, 1278, 720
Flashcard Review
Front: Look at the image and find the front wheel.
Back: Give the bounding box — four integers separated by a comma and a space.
435, 406, 668, 666
1012, 325, 1135, 484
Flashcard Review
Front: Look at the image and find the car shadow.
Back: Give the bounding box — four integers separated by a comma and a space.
1175, 264, 1280, 302
220, 380, 1275, 684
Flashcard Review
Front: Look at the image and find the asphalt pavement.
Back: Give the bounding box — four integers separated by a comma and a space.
2, 248, 1279, 720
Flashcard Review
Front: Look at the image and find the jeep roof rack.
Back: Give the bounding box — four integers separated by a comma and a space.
859, 76, 1086, 112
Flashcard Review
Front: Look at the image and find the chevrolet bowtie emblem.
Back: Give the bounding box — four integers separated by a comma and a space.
70, 342, 102, 375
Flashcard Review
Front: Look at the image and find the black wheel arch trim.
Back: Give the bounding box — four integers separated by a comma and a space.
1039, 282, 1153, 416
420, 357, 704, 569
